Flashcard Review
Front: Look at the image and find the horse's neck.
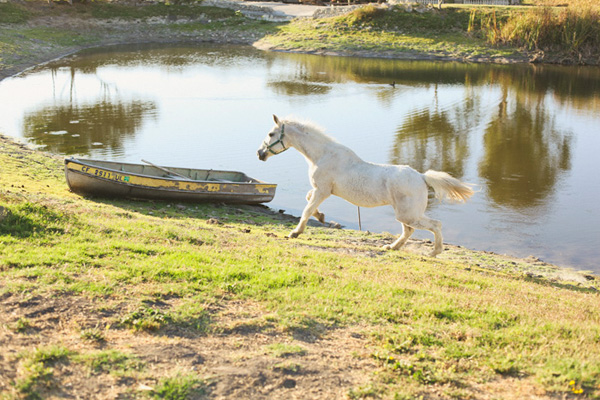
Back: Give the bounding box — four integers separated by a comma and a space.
290, 127, 358, 165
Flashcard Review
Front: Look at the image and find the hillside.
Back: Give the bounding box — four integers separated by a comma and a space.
1, 135, 599, 398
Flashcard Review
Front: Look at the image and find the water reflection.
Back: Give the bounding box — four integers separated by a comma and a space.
267, 81, 332, 96
0, 44, 598, 271
18, 64, 157, 155
22, 99, 157, 155
276, 52, 600, 110
269, 54, 588, 215
52, 43, 266, 72
503, 64, 600, 110
276, 52, 502, 86
389, 85, 479, 178
479, 93, 572, 209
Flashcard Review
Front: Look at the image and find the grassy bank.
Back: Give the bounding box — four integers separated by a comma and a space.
1, 134, 600, 398
0, 0, 279, 79
258, 4, 599, 64
470, 4, 600, 63
256, 5, 525, 62
1, 0, 599, 74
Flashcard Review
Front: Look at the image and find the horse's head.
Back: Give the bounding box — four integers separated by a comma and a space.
257, 115, 289, 161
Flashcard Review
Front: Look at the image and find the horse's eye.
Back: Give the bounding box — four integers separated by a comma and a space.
269, 133, 275, 137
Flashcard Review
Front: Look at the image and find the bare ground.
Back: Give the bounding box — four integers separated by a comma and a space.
0, 291, 380, 399
0, 277, 590, 399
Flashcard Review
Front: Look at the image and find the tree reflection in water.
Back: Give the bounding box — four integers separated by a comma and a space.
23, 100, 156, 155
479, 93, 572, 210
20, 66, 157, 156
23, 100, 157, 156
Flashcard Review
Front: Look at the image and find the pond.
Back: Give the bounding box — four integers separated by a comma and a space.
1, 43, 599, 273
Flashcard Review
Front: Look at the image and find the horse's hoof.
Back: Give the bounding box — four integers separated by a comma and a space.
289, 232, 299, 239
428, 250, 441, 257
382, 244, 392, 250
317, 213, 325, 224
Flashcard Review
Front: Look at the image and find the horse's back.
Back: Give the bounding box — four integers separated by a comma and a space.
329, 161, 427, 208
389, 164, 427, 187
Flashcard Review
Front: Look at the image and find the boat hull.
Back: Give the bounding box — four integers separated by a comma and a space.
64, 158, 276, 204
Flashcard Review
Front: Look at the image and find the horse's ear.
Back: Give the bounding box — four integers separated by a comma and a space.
273, 115, 281, 126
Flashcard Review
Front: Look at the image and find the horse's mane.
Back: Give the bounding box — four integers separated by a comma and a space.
282, 117, 338, 144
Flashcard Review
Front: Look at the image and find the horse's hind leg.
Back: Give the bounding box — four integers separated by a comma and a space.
306, 189, 325, 224
411, 216, 443, 257
383, 223, 414, 250
290, 189, 330, 238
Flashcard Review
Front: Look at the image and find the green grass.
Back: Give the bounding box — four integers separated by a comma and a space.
266, 343, 307, 358
258, 6, 521, 60
469, 5, 600, 58
258, 4, 599, 63
14, 345, 73, 398
27, 345, 73, 365
151, 373, 206, 400
1, 136, 599, 398
120, 306, 171, 332
80, 326, 106, 343
1, 2, 600, 395
0, 1, 237, 23
76, 349, 144, 375
89, 3, 237, 20
0, 1, 279, 76
0, 2, 31, 24
13, 346, 143, 398
16, 27, 98, 47
11, 317, 33, 333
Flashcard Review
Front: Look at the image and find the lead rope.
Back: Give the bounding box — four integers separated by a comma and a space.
357, 206, 362, 231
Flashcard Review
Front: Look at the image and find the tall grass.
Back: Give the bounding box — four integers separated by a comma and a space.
558, 7, 600, 54
473, 6, 600, 61
534, 0, 599, 10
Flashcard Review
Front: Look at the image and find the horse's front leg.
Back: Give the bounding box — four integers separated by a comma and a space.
290, 189, 330, 238
306, 189, 325, 224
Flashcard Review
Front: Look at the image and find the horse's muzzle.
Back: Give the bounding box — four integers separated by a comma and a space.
257, 149, 267, 161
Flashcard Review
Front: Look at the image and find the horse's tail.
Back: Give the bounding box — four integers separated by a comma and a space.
422, 170, 474, 203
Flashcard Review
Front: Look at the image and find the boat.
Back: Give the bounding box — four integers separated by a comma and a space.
64, 158, 277, 204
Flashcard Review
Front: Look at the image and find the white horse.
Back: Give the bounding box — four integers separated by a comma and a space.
257, 115, 474, 256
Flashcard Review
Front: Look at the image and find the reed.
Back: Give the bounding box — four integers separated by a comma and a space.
497, 7, 558, 49
473, 5, 600, 61
557, 7, 600, 55
534, 0, 599, 9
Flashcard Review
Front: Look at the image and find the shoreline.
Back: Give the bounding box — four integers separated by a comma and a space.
1, 31, 531, 83
1, 10, 598, 287
0, 2, 563, 82
1, 131, 598, 289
